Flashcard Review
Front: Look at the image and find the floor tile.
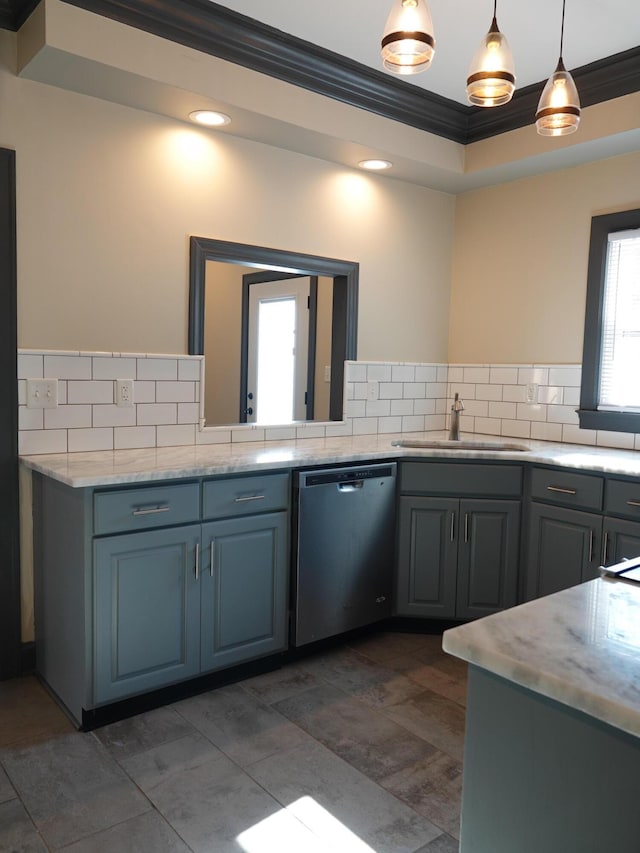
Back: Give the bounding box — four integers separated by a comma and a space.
93, 705, 197, 761
128, 746, 317, 853
304, 646, 426, 708
382, 688, 467, 761
174, 683, 311, 766
416, 831, 460, 852
0, 799, 47, 852
0, 764, 16, 804
381, 749, 463, 839
385, 656, 468, 706
0, 676, 73, 748
347, 631, 441, 663
1, 731, 150, 848
241, 661, 322, 705
119, 731, 222, 792
275, 682, 437, 782
58, 809, 190, 852
247, 738, 443, 853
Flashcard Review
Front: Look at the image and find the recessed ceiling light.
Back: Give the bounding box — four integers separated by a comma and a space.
358, 159, 393, 171
189, 110, 231, 127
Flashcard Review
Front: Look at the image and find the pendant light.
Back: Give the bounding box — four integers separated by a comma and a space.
466, 1, 515, 107
535, 0, 580, 136
380, 0, 435, 75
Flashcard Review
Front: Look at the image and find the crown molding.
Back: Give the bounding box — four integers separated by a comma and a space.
4, 0, 639, 143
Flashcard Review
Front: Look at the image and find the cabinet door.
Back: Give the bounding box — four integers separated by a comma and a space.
603, 516, 640, 566
200, 512, 289, 672
93, 525, 201, 704
525, 504, 601, 601
395, 496, 458, 618
457, 499, 520, 620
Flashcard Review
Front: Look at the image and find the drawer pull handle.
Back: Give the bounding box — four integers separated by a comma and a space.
450, 512, 455, 542
210, 540, 215, 577
195, 541, 200, 581
234, 495, 266, 503
132, 505, 171, 516
589, 529, 594, 563
626, 500, 640, 508
547, 486, 577, 496
602, 531, 609, 565
464, 513, 469, 544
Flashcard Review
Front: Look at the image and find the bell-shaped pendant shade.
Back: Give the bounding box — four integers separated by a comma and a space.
535, 58, 581, 135
381, 0, 435, 75
466, 17, 515, 106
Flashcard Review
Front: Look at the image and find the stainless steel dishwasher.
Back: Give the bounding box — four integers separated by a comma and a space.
293, 462, 397, 646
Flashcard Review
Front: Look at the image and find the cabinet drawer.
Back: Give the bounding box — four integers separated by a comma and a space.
530, 467, 603, 512
94, 482, 200, 535
203, 472, 289, 519
400, 462, 522, 497
605, 479, 640, 521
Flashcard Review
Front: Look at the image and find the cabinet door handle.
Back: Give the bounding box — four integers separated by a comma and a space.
626, 499, 640, 508
209, 540, 215, 578
132, 505, 170, 516
547, 486, 577, 496
602, 531, 609, 565
234, 495, 265, 503
450, 512, 455, 542
464, 513, 469, 544
588, 530, 594, 563
195, 541, 200, 581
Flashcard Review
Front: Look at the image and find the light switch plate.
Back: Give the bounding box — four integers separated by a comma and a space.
26, 378, 58, 409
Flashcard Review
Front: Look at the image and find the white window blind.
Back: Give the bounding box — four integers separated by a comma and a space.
599, 228, 640, 411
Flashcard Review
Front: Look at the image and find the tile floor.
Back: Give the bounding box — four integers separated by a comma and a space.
0, 631, 466, 852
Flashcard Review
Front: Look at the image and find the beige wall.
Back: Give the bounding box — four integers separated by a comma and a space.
449, 151, 640, 364
0, 31, 455, 364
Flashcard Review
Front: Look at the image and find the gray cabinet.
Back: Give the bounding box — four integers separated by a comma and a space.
34, 471, 290, 723
525, 503, 601, 600
395, 463, 522, 620
602, 516, 640, 566
200, 512, 288, 671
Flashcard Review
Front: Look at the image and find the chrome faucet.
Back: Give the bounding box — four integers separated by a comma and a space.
449, 393, 464, 440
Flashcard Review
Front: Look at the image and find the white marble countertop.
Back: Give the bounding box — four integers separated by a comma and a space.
443, 577, 640, 737
19, 430, 640, 487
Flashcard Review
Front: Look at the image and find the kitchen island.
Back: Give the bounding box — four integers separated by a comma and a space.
443, 577, 640, 853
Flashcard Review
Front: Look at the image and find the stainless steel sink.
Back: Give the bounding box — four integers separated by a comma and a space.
391, 439, 530, 451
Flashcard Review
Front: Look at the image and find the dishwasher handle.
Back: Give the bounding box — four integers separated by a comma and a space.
338, 480, 364, 492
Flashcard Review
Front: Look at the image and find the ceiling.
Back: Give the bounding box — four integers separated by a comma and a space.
211, 0, 640, 107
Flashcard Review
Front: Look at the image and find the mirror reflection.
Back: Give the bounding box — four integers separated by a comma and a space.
188, 238, 358, 428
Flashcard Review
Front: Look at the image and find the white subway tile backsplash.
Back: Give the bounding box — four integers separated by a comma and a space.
157, 424, 197, 447
44, 405, 92, 430
463, 367, 490, 383
17, 354, 43, 379
114, 426, 156, 450
391, 399, 414, 416
67, 381, 114, 405
490, 367, 518, 384
392, 365, 415, 382
44, 355, 92, 380
92, 405, 137, 428
367, 364, 392, 381
178, 358, 202, 381
531, 422, 563, 442
18, 351, 636, 455
68, 428, 113, 452
92, 356, 137, 380
403, 383, 425, 399
137, 358, 178, 381
156, 381, 196, 403
137, 403, 178, 426
379, 382, 403, 400
549, 367, 581, 386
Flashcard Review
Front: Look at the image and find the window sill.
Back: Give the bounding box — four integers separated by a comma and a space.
578, 409, 640, 434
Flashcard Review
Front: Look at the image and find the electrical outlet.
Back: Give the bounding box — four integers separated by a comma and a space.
26, 378, 58, 409
324, 365, 331, 382
526, 383, 538, 404
115, 379, 134, 407
366, 381, 379, 401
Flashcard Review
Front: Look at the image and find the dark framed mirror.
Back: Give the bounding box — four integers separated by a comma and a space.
188, 237, 358, 428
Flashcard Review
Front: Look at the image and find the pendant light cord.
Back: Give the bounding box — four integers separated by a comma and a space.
559, 0, 566, 60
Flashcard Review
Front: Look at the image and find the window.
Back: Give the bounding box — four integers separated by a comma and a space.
579, 208, 640, 433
